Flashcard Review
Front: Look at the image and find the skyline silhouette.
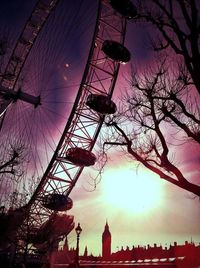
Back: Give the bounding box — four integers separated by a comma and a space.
53, 221, 200, 267
0, 1, 200, 267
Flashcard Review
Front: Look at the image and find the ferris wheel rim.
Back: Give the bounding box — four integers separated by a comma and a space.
0, 0, 132, 257
0, 0, 96, 206
28, 0, 128, 208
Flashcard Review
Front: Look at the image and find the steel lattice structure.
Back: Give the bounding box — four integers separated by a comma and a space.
0, 0, 136, 265
28, 0, 126, 219
0, 0, 60, 120
22, 0, 127, 250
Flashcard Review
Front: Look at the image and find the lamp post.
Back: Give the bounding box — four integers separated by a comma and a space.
75, 222, 82, 267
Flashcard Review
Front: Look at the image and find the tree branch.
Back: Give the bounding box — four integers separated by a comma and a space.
103, 123, 200, 196
0, 150, 19, 171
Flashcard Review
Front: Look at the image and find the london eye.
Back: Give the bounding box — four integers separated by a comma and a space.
0, 0, 136, 265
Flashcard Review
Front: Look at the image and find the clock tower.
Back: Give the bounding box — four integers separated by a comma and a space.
102, 221, 111, 259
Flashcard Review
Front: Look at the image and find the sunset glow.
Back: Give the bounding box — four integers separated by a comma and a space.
1, 1, 200, 266
102, 165, 164, 214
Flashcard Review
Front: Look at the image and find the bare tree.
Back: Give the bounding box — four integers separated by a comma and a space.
0, 144, 28, 208
99, 0, 200, 197
136, 0, 200, 93
0, 144, 25, 177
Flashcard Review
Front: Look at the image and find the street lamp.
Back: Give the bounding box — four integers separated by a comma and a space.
75, 222, 82, 267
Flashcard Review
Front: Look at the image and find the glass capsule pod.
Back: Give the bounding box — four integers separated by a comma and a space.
109, 0, 137, 19
86, 94, 117, 114
27, 214, 74, 245
66, 147, 96, 166
47, 214, 74, 236
102, 40, 131, 63
42, 193, 73, 211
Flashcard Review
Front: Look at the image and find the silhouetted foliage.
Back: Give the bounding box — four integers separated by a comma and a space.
101, 0, 200, 197
0, 145, 24, 176
0, 144, 30, 208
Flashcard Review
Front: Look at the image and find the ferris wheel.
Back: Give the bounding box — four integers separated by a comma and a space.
0, 0, 136, 263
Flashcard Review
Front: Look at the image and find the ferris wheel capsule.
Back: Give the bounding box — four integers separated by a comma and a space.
0, 0, 129, 256
66, 147, 96, 166
109, 0, 137, 19
102, 40, 131, 63
32, 214, 74, 240
86, 93, 117, 114
42, 194, 73, 211
48, 214, 74, 237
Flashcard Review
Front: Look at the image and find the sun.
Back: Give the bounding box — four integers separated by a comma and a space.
102, 165, 164, 214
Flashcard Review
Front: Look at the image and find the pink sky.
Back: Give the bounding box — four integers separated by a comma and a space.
69, 153, 200, 256
66, 6, 200, 255
0, 0, 199, 257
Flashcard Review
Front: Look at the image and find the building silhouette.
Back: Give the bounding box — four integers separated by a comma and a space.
102, 221, 111, 259
53, 222, 200, 267
83, 246, 88, 258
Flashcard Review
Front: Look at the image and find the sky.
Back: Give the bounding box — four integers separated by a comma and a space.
0, 0, 200, 257
69, 153, 200, 256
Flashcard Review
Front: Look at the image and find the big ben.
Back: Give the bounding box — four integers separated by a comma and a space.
102, 221, 111, 259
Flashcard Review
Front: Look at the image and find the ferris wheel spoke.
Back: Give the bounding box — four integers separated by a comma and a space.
28, 0, 131, 210
0, 0, 138, 262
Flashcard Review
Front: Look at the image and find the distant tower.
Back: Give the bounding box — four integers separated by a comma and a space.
63, 237, 69, 251
83, 246, 88, 257
102, 221, 111, 259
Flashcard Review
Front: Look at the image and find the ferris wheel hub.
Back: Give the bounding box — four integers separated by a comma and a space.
0, 85, 41, 113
